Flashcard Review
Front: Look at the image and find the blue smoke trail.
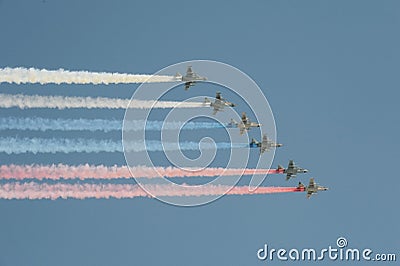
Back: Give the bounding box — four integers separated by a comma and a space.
0, 137, 248, 154
0, 117, 225, 132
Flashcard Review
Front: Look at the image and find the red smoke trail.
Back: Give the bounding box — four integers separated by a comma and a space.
0, 164, 283, 180
0, 182, 304, 200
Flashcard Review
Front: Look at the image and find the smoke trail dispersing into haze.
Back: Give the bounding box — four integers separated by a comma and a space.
0, 164, 281, 180
0, 67, 179, 84
0, 182, 303, 200
0, 94, 206, 109
0, 117, 224, 132
0, 137, 247, 154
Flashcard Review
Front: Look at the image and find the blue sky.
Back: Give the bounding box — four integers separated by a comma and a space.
0, 1, 399, 265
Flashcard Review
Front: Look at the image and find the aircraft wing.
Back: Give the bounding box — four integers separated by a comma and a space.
185, 66, 194, 78
262, 134, 268, 142
286, 173, 295, 181
306, 191, 313, 199
308, 178, 316, 189
239, 124, 246, 135
212, 107, 219, 115
261, 140, 270, 153
260, 146, 268, 154
288, 160, 295, 170
241, 113, 249, 124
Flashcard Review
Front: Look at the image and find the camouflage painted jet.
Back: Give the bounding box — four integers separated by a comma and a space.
278, 160, 308, 181
249, 134, 283, 153
175, 66, 207, 90
297, 178, 328, 199
229, 112, 262, 135
204, 91, 236, 115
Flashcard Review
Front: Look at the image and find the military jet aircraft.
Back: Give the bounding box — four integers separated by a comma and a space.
229, 112, 262, 135
204, 91, 236, 115
278, 160, 308, 181
175, 66, 207, 90
297, 178, 328, 199
249, 134, 283, 153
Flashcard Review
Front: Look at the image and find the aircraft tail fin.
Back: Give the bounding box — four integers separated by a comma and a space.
277, 164, 284, 170
249, 138, 258, 146
174, 72, 182, 79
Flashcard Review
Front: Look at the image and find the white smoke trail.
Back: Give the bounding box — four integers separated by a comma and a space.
0, 94, 206, 109
0, 137, 246, 154
0, 117, 224, 132
0, 67, 179, 84
0, 182, 303, 200
0, 164, 281, 180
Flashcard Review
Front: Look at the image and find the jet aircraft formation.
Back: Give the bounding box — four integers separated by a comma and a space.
179, 66, 328, 199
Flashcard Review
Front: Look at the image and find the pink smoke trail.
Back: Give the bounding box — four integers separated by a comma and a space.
0, 182, 304, 200
0, 164, 284, 180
